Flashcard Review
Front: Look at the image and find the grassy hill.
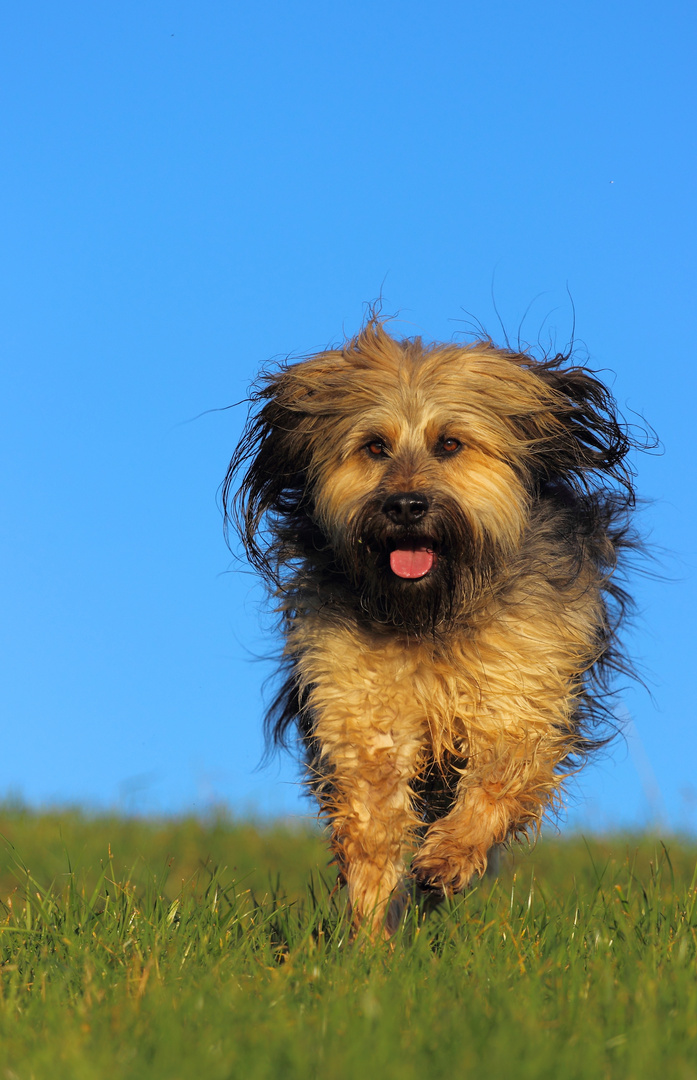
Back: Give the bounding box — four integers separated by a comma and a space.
0, 806, 695, 1079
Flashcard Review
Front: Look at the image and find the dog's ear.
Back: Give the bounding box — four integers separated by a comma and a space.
222, 358, 340, 578
521, 360, 633, 496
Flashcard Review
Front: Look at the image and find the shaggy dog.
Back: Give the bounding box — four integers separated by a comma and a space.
224, 320, 638, 936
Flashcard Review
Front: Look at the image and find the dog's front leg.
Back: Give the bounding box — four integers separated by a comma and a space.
311, 723, 423, 938
411, 739, 562, 896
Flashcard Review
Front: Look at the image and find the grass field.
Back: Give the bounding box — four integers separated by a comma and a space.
0, 806, 695, 1079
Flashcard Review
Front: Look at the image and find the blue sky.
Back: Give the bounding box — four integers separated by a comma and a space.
1, 0, 695, 830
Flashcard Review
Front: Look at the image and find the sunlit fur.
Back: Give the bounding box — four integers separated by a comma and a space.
224, 320, 640, 937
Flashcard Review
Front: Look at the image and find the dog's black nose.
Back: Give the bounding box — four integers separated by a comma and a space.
382, 492, 429, 525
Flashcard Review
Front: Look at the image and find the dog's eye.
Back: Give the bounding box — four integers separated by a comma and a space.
365, 440, 388, 457
440, 437, 462, 454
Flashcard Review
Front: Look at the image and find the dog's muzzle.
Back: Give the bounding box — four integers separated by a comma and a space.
381, 492, 436, 579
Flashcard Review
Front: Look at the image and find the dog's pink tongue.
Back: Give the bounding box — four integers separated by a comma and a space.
390, 547, 435, 579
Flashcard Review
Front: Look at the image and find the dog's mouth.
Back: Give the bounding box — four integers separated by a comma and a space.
362, 536, 440, 580
388, 542, 438, 580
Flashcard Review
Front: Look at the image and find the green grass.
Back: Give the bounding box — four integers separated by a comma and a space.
0, 807, 695, 1079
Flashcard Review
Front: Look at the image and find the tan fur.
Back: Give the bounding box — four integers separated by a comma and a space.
293, 555, 596, 931
226, 322, 637, 938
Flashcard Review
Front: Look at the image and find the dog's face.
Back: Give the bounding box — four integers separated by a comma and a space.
227, 323, 631, 632
306, 343, 533, 628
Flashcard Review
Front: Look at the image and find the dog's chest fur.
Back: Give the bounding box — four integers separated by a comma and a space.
292, 546, 600, 780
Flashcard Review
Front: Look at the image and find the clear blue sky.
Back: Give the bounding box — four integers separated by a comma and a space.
1, 0, 695, 830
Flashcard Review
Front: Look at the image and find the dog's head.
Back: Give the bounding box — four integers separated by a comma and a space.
225, 322, 633, 631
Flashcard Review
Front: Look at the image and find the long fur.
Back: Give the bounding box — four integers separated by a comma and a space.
223, 320, 643, 935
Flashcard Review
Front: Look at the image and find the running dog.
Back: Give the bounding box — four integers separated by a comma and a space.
224, 320, 638, 935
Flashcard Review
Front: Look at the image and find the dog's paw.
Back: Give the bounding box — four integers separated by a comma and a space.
411, 837, 488, 896
411, 853, 471, 896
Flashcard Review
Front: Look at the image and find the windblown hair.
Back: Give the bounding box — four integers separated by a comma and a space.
223, 320, 646, 934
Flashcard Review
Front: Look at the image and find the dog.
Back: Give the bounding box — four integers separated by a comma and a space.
223, 319, 638, 936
